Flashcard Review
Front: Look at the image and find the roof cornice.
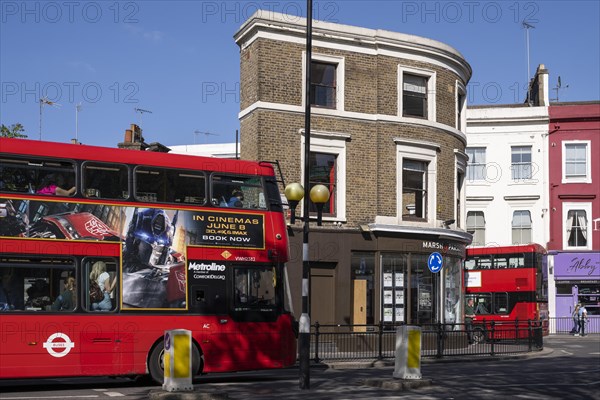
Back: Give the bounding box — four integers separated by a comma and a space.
234, 11, 472, 83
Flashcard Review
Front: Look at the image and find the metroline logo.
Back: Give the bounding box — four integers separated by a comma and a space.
188, 262, 226, 272
43, 332, 75, 358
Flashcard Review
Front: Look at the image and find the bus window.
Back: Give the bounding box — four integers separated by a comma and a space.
212, 174, 267, 210
83, 162, 129, 199
35, 162, 76, 197
234, 267, 276, 308
0, 257, 76, 312
86, 258, 118, 312
494, 292, 509, 314
0, 157, 35, 193
0, 157, 75, 196
134, 167, 206, 205
478, 257, 492, 270
264, 178, 283, 212
464, 259, 476, 270
475, 294, 491, 315
135, 167, 162, 202
495, 256, 508, 269
508, 255, 525, 268
171, 171, 206, 204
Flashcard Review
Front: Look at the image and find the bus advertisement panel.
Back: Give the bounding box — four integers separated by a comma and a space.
0, 138, 296, 383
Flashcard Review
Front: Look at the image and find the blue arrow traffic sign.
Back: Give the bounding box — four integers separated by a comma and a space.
428, 252, 443, 273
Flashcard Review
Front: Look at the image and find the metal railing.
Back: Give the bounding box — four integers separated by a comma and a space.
549, 316, 599, 335
309, 320, 544, 363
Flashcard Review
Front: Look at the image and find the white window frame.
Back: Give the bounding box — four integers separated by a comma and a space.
511, 145, 533, 181
396, 139, 438, 224
511, 210, 532, 245
562, 140, 591, 184
466, 210, 486, 246
398, 66, 436, 122
466, 147, 487, 182
300, 129, 348, 222
455, 150, 468, 229
455, 81, 467, 131
302, 52, 345, 112
562, 202, 592, 250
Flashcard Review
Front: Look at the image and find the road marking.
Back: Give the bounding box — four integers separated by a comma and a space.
488, 380, 600, 388
560, 350, 573, 355
92, 389, 124, 397
1, 396, 97, 399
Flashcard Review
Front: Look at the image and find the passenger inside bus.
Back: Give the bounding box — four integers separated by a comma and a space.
0, 268, 24, 311
36, 173, 76, 196
475, 301, 489, 315
90, 261, 117, 311
51, 276, 76, 311
228, 190, 244, 207
24, 278, 52, 310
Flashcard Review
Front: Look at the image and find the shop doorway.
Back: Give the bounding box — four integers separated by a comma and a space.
311, 267, 335, 325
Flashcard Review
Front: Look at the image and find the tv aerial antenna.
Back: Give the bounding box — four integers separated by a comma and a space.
39, 97, 61, 141
551, 76, 569, 102
522, 20, 536, 105
134, 107, 153, 127
193, 130, 219, 144
75, 103, 82, 143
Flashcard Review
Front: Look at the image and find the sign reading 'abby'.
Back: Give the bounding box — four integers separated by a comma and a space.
190, 211, 265, 249
554, 253, 600, 277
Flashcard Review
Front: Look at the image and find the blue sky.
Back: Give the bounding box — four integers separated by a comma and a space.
1, 1, 599, 147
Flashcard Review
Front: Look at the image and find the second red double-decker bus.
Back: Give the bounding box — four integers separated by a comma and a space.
464, 244, 548, 342
0, 137, 296, 383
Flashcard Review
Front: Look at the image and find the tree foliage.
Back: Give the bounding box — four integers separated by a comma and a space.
0, 123, 27, 138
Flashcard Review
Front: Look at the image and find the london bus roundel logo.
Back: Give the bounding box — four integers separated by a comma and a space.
43, 333, 75, 358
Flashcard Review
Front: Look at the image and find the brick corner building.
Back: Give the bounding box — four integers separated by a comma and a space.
235, 11, 473, 327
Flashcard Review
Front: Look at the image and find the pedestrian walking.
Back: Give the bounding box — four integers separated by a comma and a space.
571, 304, 581, 334
465, 298, 476, 345
577, 304, 588, 337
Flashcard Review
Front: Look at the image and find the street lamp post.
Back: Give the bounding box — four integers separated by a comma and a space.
285, 182, 329, 391
284, 183, 304, 225
300, 0, 313, 390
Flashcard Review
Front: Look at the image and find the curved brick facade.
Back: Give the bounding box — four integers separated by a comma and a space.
236, 12, 472, 327
236, 17, 471, 228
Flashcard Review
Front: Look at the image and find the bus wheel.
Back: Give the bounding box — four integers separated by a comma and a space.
473, 327, 487, 343
148, 340, 203, 384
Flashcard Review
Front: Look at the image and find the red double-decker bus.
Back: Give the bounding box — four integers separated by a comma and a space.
0, 138, 296, 383
464, 244, 548, 342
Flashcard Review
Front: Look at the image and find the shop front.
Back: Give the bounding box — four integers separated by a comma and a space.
548, 251, 599, 334
287, 227, 470, 329
351, 247, 464, 328
550, 251, 600, 319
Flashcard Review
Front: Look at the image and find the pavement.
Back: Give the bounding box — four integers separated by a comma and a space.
148, 345, 556, 400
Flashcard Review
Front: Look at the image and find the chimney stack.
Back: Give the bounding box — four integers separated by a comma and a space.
116, 123, 170, 152
526, 64, 549, 106
118, 124, 148, 150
